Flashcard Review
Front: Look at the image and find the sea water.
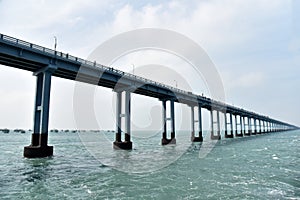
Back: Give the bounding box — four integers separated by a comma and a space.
0, 130, 299, 199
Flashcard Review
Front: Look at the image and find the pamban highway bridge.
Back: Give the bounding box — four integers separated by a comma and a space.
0, 33, 298, 158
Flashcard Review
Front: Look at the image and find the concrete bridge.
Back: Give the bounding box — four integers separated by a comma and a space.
0, 33, 297, 158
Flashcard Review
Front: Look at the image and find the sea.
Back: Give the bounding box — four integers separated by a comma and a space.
0, 130, 299, 200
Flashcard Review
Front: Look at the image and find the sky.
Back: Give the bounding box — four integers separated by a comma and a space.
0, 0, 299, 131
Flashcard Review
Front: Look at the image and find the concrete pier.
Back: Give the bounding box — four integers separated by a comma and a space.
225, 113, 234, 138
113, 91, 132, 150
253, 119, 257, 135
191, 106, 203, 142
211, 110, 221, 140
162, 100, 176, 145
24, 66, 56, 158
235, 115, 243, 137
248, 118, 252, 135
258, 120, 262, 134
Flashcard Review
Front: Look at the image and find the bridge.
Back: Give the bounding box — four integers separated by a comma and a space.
0, 33, 298, 158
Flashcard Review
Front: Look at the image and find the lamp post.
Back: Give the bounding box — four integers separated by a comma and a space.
132, 64, 135, 75
54, 36, 57, 51
174, 80, 178, 88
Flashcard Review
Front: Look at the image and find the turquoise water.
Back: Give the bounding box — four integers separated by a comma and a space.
0, 130, 299, 199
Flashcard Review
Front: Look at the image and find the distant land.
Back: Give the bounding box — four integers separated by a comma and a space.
0, 129, 115, 134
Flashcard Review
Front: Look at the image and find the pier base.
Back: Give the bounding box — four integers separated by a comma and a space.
211, 132, 221, 140
191, 136, 203, 142
113, 141, 132, 150
191, 131, 203, 142
24, 134, 53, 158
225, 134, 234, 138
161, 138, 176, 145
225, 131, 234, 138
24, 145, 53, 158
235, 132, 243, 137
161, 131, 176, 145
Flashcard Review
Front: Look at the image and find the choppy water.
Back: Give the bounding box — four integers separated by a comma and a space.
0, 130, 299, 199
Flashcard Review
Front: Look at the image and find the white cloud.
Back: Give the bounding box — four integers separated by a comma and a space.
109, 0, 290, 52
223, 71, 265, 90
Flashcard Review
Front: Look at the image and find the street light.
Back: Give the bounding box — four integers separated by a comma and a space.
54, 36, 57, 51
132, 64, 135, 75
174, 80, 178, 88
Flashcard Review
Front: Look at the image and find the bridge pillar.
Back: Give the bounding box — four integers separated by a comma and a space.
249, 118, 252, 135
190, 106, 195, 141
24, 66, 56, 158
191, 105, 203, 142
224, 112, 228, 137
229, 113, 234, 137
170, 100, 176, 142
244, 117, 251, 136
236, 115, 243, 137
243, 116, 250, 136
278, 124, 281, 132
258, 120, 262, 134
234, 115, 237, 136
244, 117, 248, 135
197, 105, 204, 142
161, 100, 176, 145
225, 113, 234, 138
270, 122, 273, 132
113, 91, 132, 150
235, 115, 241, 137
211, 110, 221, 140
241, 116, 244, 135
264, 121, 267, 133
253, 119, 257, 135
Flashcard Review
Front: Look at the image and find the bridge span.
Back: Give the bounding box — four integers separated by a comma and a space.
0, 33, 297, 158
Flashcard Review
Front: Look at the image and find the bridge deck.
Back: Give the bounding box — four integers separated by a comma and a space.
0, 33, 295, 128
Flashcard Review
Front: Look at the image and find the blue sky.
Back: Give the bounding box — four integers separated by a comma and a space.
0, 0, 299, 130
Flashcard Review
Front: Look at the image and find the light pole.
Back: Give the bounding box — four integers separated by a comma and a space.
132, 64, 135, 75
174, 80, 178, 88
54, 36, 57, 51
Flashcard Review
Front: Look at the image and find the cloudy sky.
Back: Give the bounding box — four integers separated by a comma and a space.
0, 0, 299, 131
